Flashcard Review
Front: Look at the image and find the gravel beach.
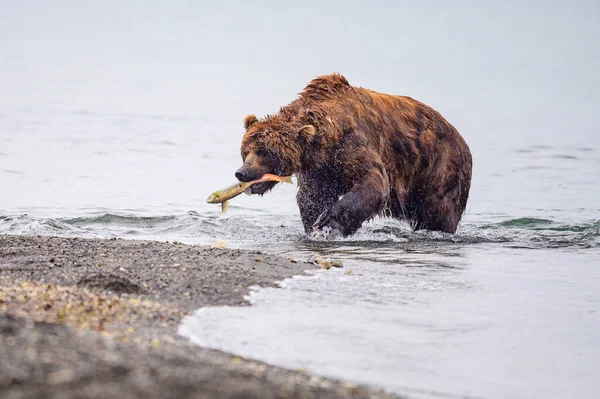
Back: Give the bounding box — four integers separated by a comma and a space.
0, 235, 399, 399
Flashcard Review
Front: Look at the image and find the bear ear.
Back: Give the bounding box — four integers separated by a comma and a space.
299, 125, 316, 142
244, 114, 258, 130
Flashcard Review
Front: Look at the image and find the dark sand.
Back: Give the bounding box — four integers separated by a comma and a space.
0, 235, 399, 399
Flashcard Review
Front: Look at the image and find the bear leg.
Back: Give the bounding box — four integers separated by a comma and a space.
312, 168, 389, 237
296, 186, 339, 234
412, 196, 463, 234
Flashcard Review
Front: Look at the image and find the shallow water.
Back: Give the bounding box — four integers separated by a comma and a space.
181, 248, 600, 399
2, 2, 600, 398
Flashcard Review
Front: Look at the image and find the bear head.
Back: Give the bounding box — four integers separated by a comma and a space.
237, 113, 316, 195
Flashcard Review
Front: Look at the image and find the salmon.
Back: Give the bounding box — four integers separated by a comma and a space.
206, 174, 293, 213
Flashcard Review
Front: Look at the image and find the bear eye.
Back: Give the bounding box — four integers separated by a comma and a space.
256, 149, 269, 157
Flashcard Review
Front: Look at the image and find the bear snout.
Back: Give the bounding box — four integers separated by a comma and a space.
235, 166, 262, 182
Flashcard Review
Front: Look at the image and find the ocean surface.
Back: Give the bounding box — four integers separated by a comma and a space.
1, 1, 599, 398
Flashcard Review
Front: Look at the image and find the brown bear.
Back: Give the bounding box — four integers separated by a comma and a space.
236, 74, 472, 237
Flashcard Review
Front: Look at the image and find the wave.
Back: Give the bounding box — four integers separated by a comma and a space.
496, 217, 599, 233
64, 214, 176, 227
0, 212, 598, 250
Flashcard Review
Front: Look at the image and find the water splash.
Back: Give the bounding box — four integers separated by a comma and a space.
1, 213, 597, 250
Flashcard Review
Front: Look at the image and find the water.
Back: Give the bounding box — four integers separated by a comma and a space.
2, 1, 599, 398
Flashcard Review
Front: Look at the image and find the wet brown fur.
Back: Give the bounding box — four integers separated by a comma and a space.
238, 74, 472, 236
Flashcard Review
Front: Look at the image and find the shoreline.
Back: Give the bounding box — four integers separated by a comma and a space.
0, 235, 398, 399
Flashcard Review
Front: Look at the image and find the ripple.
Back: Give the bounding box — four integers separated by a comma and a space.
514, 145, 554, 153
551, 154, 579, 160
529, 144, 554, 150
513, 165, 549, 171
3, 170, 24, 175
499, 217, 553, 227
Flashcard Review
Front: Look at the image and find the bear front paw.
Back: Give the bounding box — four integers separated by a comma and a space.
311, 209, 344, 239
310, 226, 342, 240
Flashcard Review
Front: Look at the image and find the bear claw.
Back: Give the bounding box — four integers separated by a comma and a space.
310, 225, 342, 240
312, 208, 344, 237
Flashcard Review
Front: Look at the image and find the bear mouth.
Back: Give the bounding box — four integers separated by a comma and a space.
250, 181, 277, 195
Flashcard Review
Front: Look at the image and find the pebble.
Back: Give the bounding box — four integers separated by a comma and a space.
318, 260, 331, 270
211, 240, 227, 249
255, 257, 263, 263
47, 368, 76, 385
307, 254, 343, 269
